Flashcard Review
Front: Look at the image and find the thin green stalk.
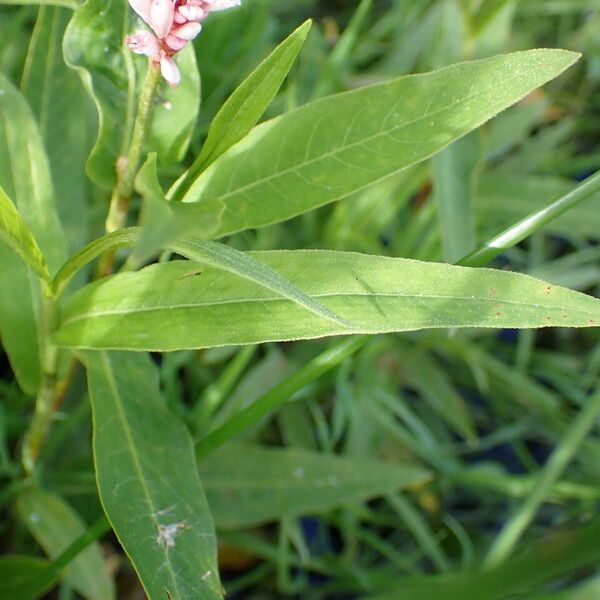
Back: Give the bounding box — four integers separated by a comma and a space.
458, 169, 600, 267
191, 345, 258, 433
21, 292, 59, 474
100, 61, 161, 275
195, 337, 367, 459
484, 384, 600, 569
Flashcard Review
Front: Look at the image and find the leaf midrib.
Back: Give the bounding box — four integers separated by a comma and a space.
98, 352, 182, 598
62, 292, 598, 327
191, 66, 545, 204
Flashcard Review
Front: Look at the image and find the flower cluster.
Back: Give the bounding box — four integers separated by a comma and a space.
126, 0, 241, 86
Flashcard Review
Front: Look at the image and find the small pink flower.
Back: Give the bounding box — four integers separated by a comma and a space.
126, 30, 160, 57
127, 0, 241, 86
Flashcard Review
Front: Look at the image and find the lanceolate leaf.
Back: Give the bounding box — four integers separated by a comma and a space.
22, 6, 93, 255
63, 0, 200, 188
0, 73, 66, 393
199, 443, 431, 529
83, 351, 222, 600
55, 250, 600, 351
17, 487, 115, 600
179, 50, 579, 238
171, 19, 312, 199
0, 183, 49, 281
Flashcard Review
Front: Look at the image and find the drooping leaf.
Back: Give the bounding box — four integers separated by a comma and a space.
0, 72, 66, 393
83, 351, 222, 600
55, 250, 600, 351
178, 50, 579, 238
0, 183, 49, 281
21, 6, 92, 255
63, 0, 200, 188
16, 487, 115, 600
171, 19, 312, 199
0, 555, 54, 600
199, 443, 430, 529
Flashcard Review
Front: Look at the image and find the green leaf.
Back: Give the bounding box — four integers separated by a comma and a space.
83, 351, 222, 600
63, 0, 200, 188
55, 250, 600, 351
171, 238, 348, 326
0, 555, 54, 600
16, 487, 115, 600
179, 50, 579, 238
0, 183, 49, 281
200, 443, 430, 529
171, 20, 312, 199
22, 6, 93, 255
0, 72, 66, 393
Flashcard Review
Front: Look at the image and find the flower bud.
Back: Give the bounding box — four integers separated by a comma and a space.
149, 0, 175, 39
160, 53, 181, 87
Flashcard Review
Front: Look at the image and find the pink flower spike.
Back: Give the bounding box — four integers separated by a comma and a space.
128, 0, 152, 22
172, 21, 202, 41
160, 53, 181, 86
149, 0, 174, 38
126, 30, 160, 57
165, 34, 188, 52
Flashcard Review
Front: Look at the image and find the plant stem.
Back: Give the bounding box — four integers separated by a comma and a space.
99, 61, 161, 276
21, 292, 59, 474
483, 384, 600, 569
458, 169, 600, 268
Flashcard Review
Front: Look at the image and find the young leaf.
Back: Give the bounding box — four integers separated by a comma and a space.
171, 238, 349, 326
179, 50, 579, 238
199, 443, 430, 529
63, 0, 200, 188
0, 183, 49, 281
0, 73, 66, 394
171, 19, 312, 199
16, 487, 115, 600
55, 250, 600, 351
83, 351, 222, 600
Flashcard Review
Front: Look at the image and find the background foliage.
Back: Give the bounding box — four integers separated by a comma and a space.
1, 0, 600, 598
